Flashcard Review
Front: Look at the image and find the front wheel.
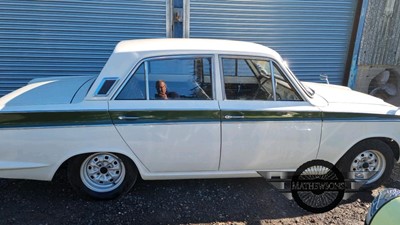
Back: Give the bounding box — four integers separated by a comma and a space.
68, 152, 138, 200
336, 140, 394, 190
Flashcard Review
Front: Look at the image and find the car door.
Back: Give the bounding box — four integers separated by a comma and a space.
108, 55, 221, 172
218, 56, 322, 171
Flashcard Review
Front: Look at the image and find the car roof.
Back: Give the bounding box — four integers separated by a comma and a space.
87, 38, 284, 100
114, 38, 280, 58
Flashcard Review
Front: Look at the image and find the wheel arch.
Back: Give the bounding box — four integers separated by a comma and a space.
335, 137, 400, 165
334, 137, 397, 189
51, 151, 145, 181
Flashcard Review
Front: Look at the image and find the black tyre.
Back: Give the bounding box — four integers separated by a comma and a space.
68, 152, 138, 200
336, 139, 394, 190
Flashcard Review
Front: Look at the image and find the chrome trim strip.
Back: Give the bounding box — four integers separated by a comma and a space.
2, 120, 394, 129
145, 61, 150, 100
218, 54, 305, 101
115, 121, 220, 126
217, 55, 226, 100
224, 115, 245, 119
118, 116, 140, 120
269, 60, 277, 101
282, 64, 313, 99
111, 118, 399, 126
112, 54, 216, 101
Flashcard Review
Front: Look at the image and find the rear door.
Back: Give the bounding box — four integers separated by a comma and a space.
108, 55, 221, 172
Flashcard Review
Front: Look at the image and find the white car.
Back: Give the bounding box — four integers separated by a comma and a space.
0, 39, 398, 199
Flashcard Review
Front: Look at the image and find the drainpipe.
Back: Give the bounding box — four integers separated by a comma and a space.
347, 0, 369, 89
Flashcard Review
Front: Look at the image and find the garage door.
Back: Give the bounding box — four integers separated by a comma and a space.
190, 0, 357, 85
0, 0, 166, 96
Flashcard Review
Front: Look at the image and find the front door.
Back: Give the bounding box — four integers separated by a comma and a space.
218, 57, 322, 171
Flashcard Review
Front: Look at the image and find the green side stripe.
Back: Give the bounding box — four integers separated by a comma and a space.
323, 112, 400, 121
0, 111, 112, 128
1, 110, 397, 128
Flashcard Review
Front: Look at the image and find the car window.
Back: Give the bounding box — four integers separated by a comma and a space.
148, 57, 213, 100
222, 57, 302, 101
222, 58, 274, 100
273, 63, 302, 101
116, 63, 146, 100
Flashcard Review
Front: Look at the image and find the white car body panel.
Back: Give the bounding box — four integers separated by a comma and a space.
0, 76, 94, 108
318, 121, 400, 164
109, 100, 221, 172
306, 82, 393, 107
0, 125, 136, 180
309, 82, 400, 164
219, 101, 322, 171
0, 38, 399, 184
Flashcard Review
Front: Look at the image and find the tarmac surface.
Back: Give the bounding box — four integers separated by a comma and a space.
1, 164, 399, 225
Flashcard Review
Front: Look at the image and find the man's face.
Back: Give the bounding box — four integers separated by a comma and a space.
158, 82, 167, 94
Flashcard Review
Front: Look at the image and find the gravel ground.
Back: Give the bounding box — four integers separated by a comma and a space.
1, 164, 400, 225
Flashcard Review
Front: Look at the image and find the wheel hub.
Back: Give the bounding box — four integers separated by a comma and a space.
100, 167, 108, 174
350, 150, 385, 184
80, 153, 125, 192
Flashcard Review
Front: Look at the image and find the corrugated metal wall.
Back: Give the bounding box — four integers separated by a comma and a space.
190, 0, 357, 85
359, 0, 400, 66
0, 0, 166, 96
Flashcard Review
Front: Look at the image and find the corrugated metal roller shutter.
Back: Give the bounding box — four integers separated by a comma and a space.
0, 0, 166, 96
190, 0, 357, 85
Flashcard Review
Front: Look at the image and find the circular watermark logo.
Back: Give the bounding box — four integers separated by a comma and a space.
291, 160, 345, 213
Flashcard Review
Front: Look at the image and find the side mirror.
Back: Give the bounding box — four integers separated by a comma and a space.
320, 74, 330, 84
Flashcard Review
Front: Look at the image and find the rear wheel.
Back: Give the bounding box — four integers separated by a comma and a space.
68, 152, 137, 200
336, 140, 394, 190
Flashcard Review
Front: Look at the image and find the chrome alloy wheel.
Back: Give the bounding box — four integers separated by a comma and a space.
350, 150, 386, 184
80, 153, 126, 193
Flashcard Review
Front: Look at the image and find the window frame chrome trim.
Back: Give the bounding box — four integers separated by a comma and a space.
144, 61, 150, 100
111, 54, 216, 101
283, 65, 315, 98
269, 60, 277, 101
218, 54, 306, 101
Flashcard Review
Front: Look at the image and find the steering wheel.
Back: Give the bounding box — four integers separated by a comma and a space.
253, 76, 273, 100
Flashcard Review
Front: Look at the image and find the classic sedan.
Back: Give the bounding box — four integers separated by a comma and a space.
0, 39, 399, 199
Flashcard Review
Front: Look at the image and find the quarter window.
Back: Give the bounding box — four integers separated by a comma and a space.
96, 77, 119, 96
273, 63, 301, 101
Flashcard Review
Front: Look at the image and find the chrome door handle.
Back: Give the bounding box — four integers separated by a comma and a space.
118, 116, 140, 120
224, 115, 245, 119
